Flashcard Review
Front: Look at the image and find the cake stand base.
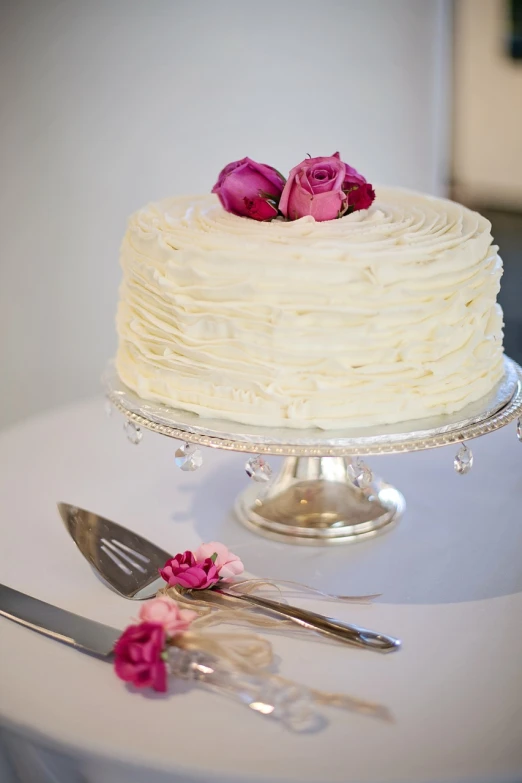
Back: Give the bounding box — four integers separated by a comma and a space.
104, 357, 522, 546
234, 457, 405, 545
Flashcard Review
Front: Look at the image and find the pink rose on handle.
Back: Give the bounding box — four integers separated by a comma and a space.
114, 622, 167, 692
159, 550, 220, 590
212, 157, 285, 221
279, 152, 375, 222
138, 596, 197, 635
195, 541, 244, 581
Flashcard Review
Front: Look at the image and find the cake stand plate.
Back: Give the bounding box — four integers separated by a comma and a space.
104, 357, 522, 545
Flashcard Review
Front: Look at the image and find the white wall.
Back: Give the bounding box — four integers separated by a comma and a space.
0, 0, 451, 428
453, 0, 522, 208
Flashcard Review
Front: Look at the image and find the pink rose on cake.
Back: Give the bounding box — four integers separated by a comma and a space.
212, 151, 374, 223
212, 157, 286, 221
279, 152, 375, 221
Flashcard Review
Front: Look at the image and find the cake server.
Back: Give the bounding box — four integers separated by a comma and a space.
0, 583, 326, 730
58, 502, 401, 653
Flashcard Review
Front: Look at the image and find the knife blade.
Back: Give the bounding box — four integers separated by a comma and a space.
0, 584, 120, 658
0, 583, 392, 725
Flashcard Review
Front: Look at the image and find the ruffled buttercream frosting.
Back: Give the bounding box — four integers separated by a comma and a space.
116, 188, 504, 429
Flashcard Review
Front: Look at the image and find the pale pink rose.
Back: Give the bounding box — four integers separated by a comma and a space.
194, 541, 244, 580
138, 596, 197, 636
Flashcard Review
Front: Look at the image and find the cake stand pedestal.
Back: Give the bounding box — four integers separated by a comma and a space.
104, 357, 522, 545
235, 457, 404, 543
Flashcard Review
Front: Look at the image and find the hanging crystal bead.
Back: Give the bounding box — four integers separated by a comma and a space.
347, 457, 373, 489
454, 443, 473, 474
517, 418, 522, 442
124, 420, 142, 445
175, 442, 203, 471
104, 399, 114, 418
245, 455, 273, 482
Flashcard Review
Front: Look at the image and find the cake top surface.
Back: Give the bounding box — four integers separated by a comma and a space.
126, 187, 494, 271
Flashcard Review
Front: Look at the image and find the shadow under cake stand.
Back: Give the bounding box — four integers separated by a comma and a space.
104, 357, 522, 546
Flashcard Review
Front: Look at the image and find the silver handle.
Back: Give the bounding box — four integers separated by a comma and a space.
216, 589, 400, 652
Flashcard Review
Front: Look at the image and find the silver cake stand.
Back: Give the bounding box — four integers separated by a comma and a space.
104, 357, 522, 545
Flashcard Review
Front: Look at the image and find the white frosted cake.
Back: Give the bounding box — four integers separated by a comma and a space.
116, 187, 504, 430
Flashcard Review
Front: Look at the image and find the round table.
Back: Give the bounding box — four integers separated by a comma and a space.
1, 398, 522, 783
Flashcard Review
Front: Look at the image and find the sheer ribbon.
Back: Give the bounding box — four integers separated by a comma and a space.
174, 627, 391, 722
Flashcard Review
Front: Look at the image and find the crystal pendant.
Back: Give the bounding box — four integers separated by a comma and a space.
124, 420, 142, 445
517, 418, 522, 442
104, 399, 113, 418
245, 455, 272, 482
175, 442, 203, 471
454, 443, 473, 474
347, 457, 373, 489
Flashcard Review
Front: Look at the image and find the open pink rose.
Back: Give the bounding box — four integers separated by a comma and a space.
279, 153, 346, 221
280, 152, 374, 221
195, 541, 244, 581
212, 157, 285, 221
159, 550, 220, 590
139, 596, 197, 636
114, 622, 167, 692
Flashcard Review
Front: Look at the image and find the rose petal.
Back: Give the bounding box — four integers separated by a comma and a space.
212, 158, 249, 192
243, 197, 278, 221
179, 608, 198, 624
151, 660, 168, 692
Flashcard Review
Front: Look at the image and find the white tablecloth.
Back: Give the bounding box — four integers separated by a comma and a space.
1, 398, 522, 783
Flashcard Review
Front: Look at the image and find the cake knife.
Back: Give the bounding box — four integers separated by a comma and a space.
0, 583, 387, 729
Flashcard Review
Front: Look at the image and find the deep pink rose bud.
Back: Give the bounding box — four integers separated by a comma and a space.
212, 157, 285, 221
114, 622, 167, 692
342, 161, 375, 212
346, 182, 375, 211
280, 152, 374, 221
159, 550, 220, 590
